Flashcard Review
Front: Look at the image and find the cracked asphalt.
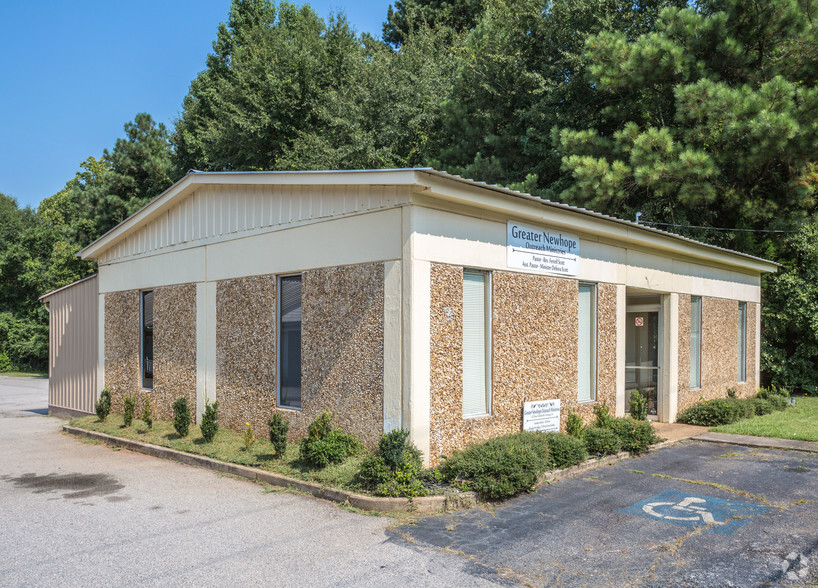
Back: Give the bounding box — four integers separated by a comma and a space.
391, 441, 818, 586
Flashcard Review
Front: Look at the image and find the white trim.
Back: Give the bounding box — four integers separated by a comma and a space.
383, 260, 402, 433
615, 285, 626, 416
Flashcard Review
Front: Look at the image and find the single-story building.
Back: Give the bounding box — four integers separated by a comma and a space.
49, 168, 778, 464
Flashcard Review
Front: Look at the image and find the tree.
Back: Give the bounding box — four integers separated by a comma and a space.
382, 0, 483, 46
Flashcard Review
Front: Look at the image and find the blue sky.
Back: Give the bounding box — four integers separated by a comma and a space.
0, 1, 393, 210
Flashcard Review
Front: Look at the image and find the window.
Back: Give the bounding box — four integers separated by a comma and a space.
141, 290, 154, 389
462, 269, 490, 417
577, 283, 597, 402
690, 296, 702, 389
738, 301, 747, 382
278, 275, 302, 409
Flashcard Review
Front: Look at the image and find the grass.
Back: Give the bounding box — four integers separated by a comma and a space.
711, 396, 818, 442
69, 414, 366, 492
1, 370, 48, 378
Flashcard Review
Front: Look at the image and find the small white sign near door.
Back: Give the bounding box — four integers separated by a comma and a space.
523, 399, 561, 433
507, 221, 580, 276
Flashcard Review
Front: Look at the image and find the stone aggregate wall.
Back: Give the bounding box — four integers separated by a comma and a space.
677, 296, 758, 412
429, 264, 617, 464
152, 284, 197, 420
214, 263, 384, 447
104, 290, 141, 413
216, 275, 277, 438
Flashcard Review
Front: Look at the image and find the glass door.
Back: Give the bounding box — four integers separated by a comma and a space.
626, 310, 660, 417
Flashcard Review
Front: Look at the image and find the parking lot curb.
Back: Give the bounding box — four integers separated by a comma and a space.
693, 432, 818, 453
62, 426, 475, 514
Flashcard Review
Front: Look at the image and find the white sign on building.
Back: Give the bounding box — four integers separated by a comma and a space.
522, 399, 561, 433
507, 221, 580, 276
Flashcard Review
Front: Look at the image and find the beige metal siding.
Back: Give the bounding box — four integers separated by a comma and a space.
100, 183, 411, 264
43, 275, 99, 415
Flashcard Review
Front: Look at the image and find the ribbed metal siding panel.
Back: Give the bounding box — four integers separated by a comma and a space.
102, 184, 412, 263
46, 275, 99, 414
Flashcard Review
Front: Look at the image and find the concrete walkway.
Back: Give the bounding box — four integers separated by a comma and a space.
651, 421, 709, 443
694, 431, 818, 453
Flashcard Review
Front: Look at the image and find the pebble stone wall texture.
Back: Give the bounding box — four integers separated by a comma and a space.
214, 264, 384, 447
428, 264, 617, 464
152, 284, 197, 420
301, 263, 384, 448
215, 275, 277, 438
677, 297, 758, 412
104, 290, 141, 413
677, 294, 692, 401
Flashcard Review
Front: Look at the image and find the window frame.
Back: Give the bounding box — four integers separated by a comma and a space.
461, 268, 492, 419
577, 282, 598, 403
690, 296, 702, 389
738, 301, 747, 383
140, 289, 154, 390
277, 274, 303, 411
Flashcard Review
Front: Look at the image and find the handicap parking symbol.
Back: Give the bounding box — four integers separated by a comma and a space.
618, 489, 769, 535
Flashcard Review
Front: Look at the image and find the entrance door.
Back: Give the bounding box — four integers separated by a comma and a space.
626, 309, 660, 418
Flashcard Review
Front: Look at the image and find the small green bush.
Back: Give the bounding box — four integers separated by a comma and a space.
629, 390, 648, 421
123, 393, 136, 427
749, 397, 774, 416
299, 412, 361, 468
357, 429, 427, 498
0, 351, 12, 372
268, 413, 289, 459
565, 411, 583, 437
677, 398, 751, 426
761, 392, 788, 411
757, 386, 789, 401
438, 432, 551, 500
727, 387, 737, 399
141, 397, 153, 429
583, 426, 622, 456
593, 402, 614, 429
172, 397, 190, 437
544, 433, 588, 469
609, 417, 661, 454
200, 399, 219, 443
95, 387, 112, 422
242, 422, 256, 450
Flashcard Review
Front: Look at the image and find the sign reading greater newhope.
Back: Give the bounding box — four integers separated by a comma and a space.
523, 399, 561, 433
507, 221, 580, 276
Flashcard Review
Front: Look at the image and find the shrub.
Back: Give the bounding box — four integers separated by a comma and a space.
268, 413, 289, 459
583, 426, 622, 456
357, 429, 427, 498
200, 399, 219, 443
0, 351, 12, 372
123, 393, 136, 427
764, 394, 788, 411
544, 433, 588, 469
629, 390, 648, 421
676, 398, 753, 426
593, 402, 614, 429
749, 397, 774, 416
727, 387, 737, 399
172, 397, 190, 437
756, 388, 789, 411
141, 397, 152, 428
95, 387, 112, 422
299, 412, 361, 468
565, 411, 583, 437
242, 422, 256, 450
609, 417, 661, 454
437, 432, 550, 500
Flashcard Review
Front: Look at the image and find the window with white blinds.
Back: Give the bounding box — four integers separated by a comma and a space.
738, 301, 747, 382
690, 296, 702, 389
577, 283, 597, 402
462, 270, 490, 417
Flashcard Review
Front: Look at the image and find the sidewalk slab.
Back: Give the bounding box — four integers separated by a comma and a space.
693, 431, 818, 453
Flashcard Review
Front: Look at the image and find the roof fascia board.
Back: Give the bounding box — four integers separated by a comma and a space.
415, 173, 778, 274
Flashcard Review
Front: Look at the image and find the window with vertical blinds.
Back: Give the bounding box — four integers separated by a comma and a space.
462, 270, 490, 417
577, 283, 596, 402
141, 290, 153, 390
738, 301, 746, 382
690, 296, 702, 389
279, 275, 302, 409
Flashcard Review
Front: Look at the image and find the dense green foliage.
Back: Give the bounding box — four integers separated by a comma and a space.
607, 417, 663, 454
543, 433, 588, 469
268, 413, 290, 458
95, 387, 112, 422
173, 397, 191, 437
357, 429, 427, 497
629, 391, 648, 421
582, 426, 623, 456
141, 397, 153, 429
200, 399, 220, 443
123, 393, 136, 427
565, 411, 583, 438
299, 411, 361, 468
4, 0, 818, 390
438, 431, 551, 500
677, 388, 790, 426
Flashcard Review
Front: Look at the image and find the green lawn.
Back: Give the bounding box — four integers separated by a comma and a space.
1, 370, 48, 378
711, 396, 818, 442
69, 414, 367, 492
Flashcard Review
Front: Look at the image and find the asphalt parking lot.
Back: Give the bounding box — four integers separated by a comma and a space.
392, 441, 818, 586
